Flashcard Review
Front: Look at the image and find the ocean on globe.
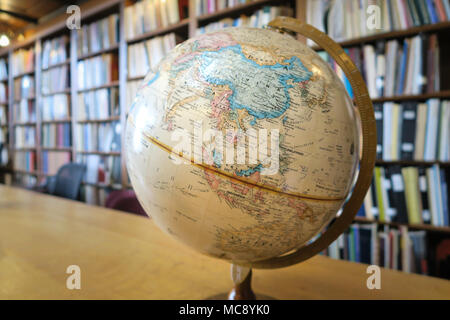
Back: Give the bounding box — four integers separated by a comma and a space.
125, 27, 360, 264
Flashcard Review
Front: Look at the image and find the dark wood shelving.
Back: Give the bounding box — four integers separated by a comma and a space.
41, 118, 72, 124
77, 44, 119, 61
312, 20, 450, 50
127, 75, 145, 82
41, 59, 70, 71
197, 0, 275, 23
376, 160, 450, 167
126, 18, 190, 45
12, 69, 35, 79
77, 116, 120, 123
13, 122, 37, 126
13, 96, 35, 103
77, 81, 119, 93
371, 91, 450, 103
41, 147, 73, 152
14, 147, 37, 151
41, 88, 71, 96
78, 150, 121, 156
354, 217, 450, 233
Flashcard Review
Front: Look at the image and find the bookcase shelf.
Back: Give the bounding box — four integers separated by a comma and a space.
127, 75, 145, 82
77, 45, 119, 61
41, 89, 71, 96
77, 117, 120, 123
375, 160, 450, 167
41, 119, 72, 124
78, 151, 121, 156
354, 217, 450, 234
41, 147, 73, 152
126, 18, 190, 45
13, 122, 36, 126
12, 70, 35, 79
372, 91, 450, 103
77, 81, 119, 93
13, 96, 35, 103
312, 20, 450, 50
41, 60, 70, 71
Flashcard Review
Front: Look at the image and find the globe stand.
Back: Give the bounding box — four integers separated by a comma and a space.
228, 264, 255, 300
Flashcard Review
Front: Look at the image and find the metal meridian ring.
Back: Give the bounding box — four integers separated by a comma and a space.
241, 16, 377, 269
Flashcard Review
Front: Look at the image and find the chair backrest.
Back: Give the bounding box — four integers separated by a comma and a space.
53, 163, 85, 200
105, 190, 147, 217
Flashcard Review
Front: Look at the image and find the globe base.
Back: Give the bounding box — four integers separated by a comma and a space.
228, 268, 256, 300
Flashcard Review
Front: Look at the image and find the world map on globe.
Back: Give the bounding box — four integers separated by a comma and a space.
126, 27, 360, 263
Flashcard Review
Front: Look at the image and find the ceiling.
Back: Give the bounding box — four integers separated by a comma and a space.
0, 0, 74, 36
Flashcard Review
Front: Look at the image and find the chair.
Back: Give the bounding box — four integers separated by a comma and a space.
51, 163, 85, 200
105, 190, 147, 217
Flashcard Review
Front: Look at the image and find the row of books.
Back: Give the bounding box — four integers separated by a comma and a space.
13, 150, 36, 172
77, 13, 119, 57
375, 100, 449, 162
361, 165, 449, 227
0, 105, 7, 125
0, 82, 7, 102
307, 0, 450, 43
13, 76, 35, 100
77, 54, 118, 90
124, 0, 188, 40
42, 151, 71, 175
0, 127, 8, 166
15, 127, 36, 148
41, 123, 71, 148
42, 65, 69, 95
326, 224, 428, 275
15, 100, 36, 123
81, 185, 114, 207
12, 48, 35, 76
0, 58, 7, 81
77, 88, 119, 121
196, 6, 293, 34
126, 80, 140, 115
75, 122, 121, 153
41, 94, 70, 121
319, 34, 440, 99
195, 0, 252, 16
42, 35, 69, 69
127, 33, 178, 78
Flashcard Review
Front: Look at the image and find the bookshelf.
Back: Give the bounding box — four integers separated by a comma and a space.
0, 0, 448, 277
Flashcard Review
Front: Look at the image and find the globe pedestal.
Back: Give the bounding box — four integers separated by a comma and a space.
228, 265, 255, 300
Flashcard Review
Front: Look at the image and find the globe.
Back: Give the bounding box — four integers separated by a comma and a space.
125, 26, 361, 265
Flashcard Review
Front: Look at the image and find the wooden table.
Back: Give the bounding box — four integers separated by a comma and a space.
0, 185, 449, 299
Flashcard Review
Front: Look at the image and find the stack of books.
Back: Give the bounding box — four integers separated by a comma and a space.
12, 48, 34, 75
77, 88, 119, 120
42, 35, 68, 69
196, 6, 293, 34
318, 34, 440, 99
362, 164, 449, 227
13, 150, 36, 172
75, 121, 121, 153
41, 123, 71, 148
374, 100, 449, 162
126, 80, 141, 115
77, 13, 119, 57
195, 0, 254, 16
42, 151, 71, 175
124, 0, 188, 40
307, 0, 450, 42
0, 58, 7, 80
77, 54, 118, 90
14, 127, 36, 148
14, 174, 36, 187
127, 33, 178, 78
326, 224, 429, 275
41, 95, 70, 121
